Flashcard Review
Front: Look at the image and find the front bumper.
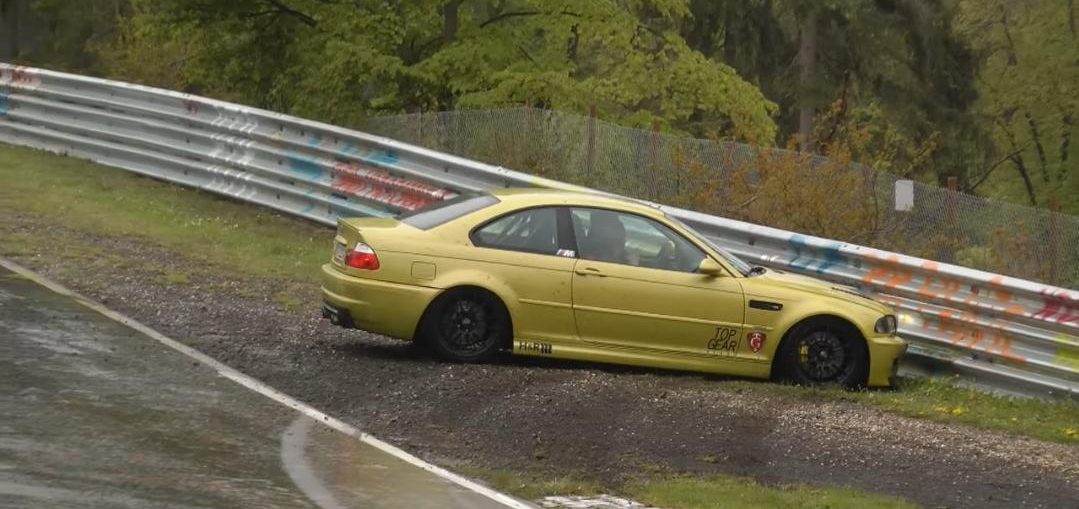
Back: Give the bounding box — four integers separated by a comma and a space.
867, 335, 908, 388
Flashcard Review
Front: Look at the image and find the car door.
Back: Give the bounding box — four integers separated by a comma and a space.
468, 206, 579, 346
569, 207, 747, 358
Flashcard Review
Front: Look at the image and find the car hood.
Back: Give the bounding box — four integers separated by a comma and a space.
747, 269, 892, 315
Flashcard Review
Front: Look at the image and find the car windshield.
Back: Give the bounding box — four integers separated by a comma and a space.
665, 214, 755, 276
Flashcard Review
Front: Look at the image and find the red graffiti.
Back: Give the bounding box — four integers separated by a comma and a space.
183, 99, 200, 115
333, 161, 453, 201
331, 173, 431, 211
1032, 290, 1079, 326
6, 66, 35, 87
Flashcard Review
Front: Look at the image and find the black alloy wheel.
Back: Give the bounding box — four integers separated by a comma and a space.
776, 320, 868, 388
426, 290, 507, 362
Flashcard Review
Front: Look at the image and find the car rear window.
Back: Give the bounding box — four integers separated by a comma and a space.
399, 193, 500, 230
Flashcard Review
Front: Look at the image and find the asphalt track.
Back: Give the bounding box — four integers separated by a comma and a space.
0, 264, 521, 509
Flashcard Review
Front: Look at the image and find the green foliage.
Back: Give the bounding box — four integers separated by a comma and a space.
96, 0, 777, 142
680, 0, 988, 183
957, 0, 1079, 213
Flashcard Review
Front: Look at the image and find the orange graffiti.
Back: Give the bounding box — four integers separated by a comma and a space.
862, 254, 913, 289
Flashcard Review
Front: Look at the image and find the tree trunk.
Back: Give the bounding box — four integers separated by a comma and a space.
443, 0, 462, 43
1060, 112, 1072, 183
1069, 0, 1076, 39
439, 0, 463, 110
0, 0, 22, 61
1009, 154, 1038, 206
797, 7, 818, 150
1025, 112, 1050, 182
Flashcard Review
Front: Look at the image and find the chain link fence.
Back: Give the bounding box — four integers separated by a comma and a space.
361, 107, 1079, 289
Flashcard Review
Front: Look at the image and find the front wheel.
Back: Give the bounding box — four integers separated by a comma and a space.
423, 290, 508, 363
775, 320, 868, 388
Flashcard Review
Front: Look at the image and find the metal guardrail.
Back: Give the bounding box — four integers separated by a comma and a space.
1, 63, 1076, 397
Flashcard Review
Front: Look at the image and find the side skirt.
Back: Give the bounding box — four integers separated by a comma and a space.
511, 339, 770, 379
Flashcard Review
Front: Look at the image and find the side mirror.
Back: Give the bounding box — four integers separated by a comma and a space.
697, 258, 725, 277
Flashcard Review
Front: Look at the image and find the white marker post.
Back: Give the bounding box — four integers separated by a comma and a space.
895, 179, 914, 212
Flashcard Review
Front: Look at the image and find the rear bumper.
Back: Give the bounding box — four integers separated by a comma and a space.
867, 335, 908, 388
320, 263, 438, 340
321, 302, 356, 329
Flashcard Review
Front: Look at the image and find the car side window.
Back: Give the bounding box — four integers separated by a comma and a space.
571, 208, 706, 272
472, 207, 560, 256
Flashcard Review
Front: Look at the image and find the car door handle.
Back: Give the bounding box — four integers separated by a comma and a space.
574, 267, 606, 277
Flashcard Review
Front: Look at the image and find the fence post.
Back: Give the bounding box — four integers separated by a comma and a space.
648, 119, 661, 200
413, 109, 423, 147
585, 104, 596, 179
1049, 194, 1060, 285
945, 176, 958, 263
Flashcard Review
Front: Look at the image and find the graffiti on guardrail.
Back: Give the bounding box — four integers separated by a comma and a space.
332, 160, 454, 211
184, 99, 200, 116
1034, 290, 1079, 326
788, 234, 846, 274
1057, 341, 1079, 371
0, 66, 40, 90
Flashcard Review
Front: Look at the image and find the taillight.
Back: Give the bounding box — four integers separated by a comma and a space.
345, 242, 380, 270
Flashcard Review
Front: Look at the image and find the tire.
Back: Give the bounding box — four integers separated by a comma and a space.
775, 319, 868, 388
423, 289, 509, 363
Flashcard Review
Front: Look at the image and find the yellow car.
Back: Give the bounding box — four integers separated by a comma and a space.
321, 189, 906, 387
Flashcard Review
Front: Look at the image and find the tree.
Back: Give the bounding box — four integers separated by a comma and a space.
957, 0, 1079, 212
100, 0, 778, 142
681, 0, 988, 183
1, 0, 123, 73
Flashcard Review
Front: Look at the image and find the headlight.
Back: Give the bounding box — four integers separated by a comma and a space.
874, 315, 897, 335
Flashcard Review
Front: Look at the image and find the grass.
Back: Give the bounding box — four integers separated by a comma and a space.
161, 269, 191, 285
468, 469, 917, 508
1, 143, 1077, 448
725, 376, 1079, 445
0, 145, 330, 284
271, 288, 307, 311
627, 476, 918, 509
467, 469, 606, 501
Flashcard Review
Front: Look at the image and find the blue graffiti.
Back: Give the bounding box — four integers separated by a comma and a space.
286, 152, 324, 180
364, 149, 399, 167
788, 234, 846, 274
0, 90, 8, 115
788, 234, 811, 271
814, 241, 846, 274
306, 133, 322, 147
341, 141, 360, 155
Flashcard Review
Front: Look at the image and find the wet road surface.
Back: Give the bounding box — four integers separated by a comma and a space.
0, 266, 516, 509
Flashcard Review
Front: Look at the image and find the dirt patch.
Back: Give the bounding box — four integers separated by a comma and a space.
4, 216, 1078, 508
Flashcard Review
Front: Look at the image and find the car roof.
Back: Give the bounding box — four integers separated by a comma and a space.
488, 187, 663, 216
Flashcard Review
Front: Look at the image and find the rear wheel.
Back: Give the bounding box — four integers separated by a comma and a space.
423, 289, 508, 363
776, 319, 868, 388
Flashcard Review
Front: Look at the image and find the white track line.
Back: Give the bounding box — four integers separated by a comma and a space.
0, 257, 534, 509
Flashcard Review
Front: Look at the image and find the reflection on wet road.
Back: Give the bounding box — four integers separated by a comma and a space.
0, 266, 516, 509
